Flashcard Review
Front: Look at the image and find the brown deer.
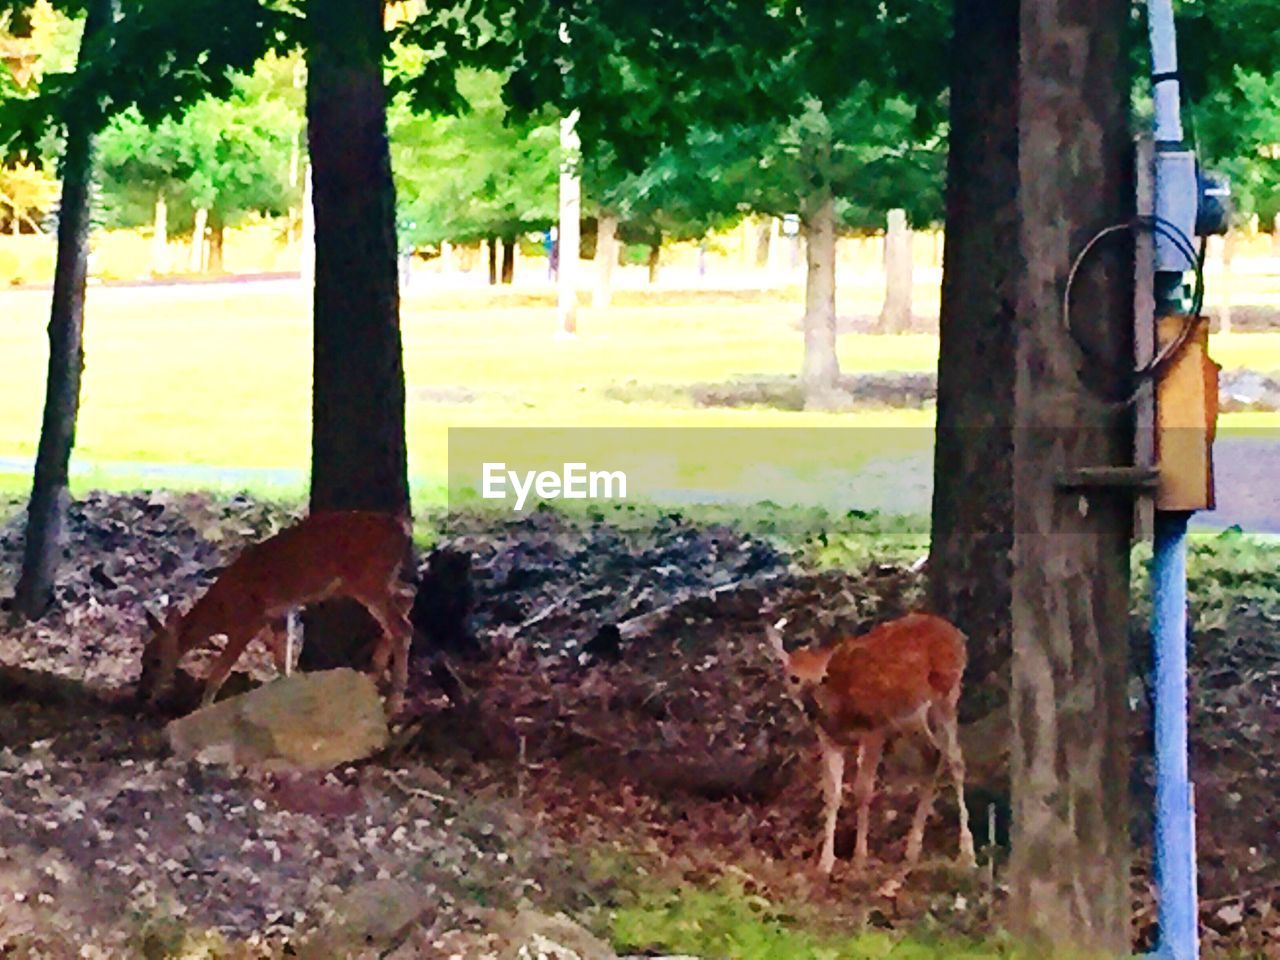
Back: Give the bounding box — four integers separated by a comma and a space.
765, 612, 977, 874
138, 510, 414, 715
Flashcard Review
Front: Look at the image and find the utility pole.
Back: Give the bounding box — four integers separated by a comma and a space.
1144, 3, 1229, 957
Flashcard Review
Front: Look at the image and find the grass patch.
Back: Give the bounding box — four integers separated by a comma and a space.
4, 285, 1278, 485
607, 879, 1019, 960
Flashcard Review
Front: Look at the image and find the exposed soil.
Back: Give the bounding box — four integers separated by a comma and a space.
0, 495, 1277, 956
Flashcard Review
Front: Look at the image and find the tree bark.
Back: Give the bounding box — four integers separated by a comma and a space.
646, 236, 661, 285
800, 186, 840, 404
1218, 230, 1234, 333
299, 0, 410, 672
877, 208, 913, 333
151, 192, 168, 275
500, 235, 516, 284
557, 110, 581, 336
747, 220, 768, 268
11, 0, 116, 621
487, 238, 498, 285
190, 207, 208, 273
1008, 0, 1134, 948
593, 212, 618, 308
932, 1, 1133, 948
929, 0, 1018, 716
207, 210, 225, 274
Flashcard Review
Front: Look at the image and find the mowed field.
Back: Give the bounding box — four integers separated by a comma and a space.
3, 275, 1280, 511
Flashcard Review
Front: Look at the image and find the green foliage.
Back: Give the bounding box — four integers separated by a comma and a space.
1188, 69, 1280, 222
1131, 527, 1280, 632
0, 0, 297, 160
610, 880, 1017, 960
390, 67, 557, 247
95, 53, 303, 231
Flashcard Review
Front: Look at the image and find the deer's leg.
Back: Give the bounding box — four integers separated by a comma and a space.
262, 615, 291, 677
817, 734, 845, 875
851, 731, 885, 869
202, 629, 255, 707
354, 590, 413, 716
904, 748, 947, 866
939, 703, 977, 867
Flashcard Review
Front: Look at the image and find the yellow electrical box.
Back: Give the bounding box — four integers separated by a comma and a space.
1155, 313, 1218, 511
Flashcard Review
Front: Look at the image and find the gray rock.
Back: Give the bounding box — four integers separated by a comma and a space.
165, 668, 389, 771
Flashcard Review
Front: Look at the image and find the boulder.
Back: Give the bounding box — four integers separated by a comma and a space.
166, 669, 389, 771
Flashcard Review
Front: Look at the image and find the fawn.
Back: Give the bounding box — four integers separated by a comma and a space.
765, 612, 977, 875
138, 510, 414, 715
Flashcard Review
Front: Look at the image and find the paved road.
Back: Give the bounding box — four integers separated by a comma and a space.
2, 434, 1274, 533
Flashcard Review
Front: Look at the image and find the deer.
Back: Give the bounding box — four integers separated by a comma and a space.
764, 612, 977, 875
138, 510, 415, 716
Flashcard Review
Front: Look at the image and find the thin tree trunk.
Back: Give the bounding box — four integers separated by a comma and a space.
207, 211, 225, 274
11, 0, 115, 621
646, 237, 661, 285
1218, 230, 1234, 333
151, 192, 168, 275
754, 219, 770, 268
877, 208, 913, 333
190, 207, 208, 272
299, 0, 410, 672
1007, 0, 1134, 947
800, 186, 840, 405
500, 235, 516, 284
593, 212, 618, 308
487, 239, 498, 285
557, 110, 580, 336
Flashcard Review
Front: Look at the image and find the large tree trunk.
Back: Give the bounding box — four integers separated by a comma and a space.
1008, 0, 1134, 948
299, 0, 410, 672
487, 239, 498, 285
877, 208, 913, 333
11, 0, 115, 621
593, 212, 618, 308
928, 0, 1018, 717
932, 0, 1134, 948
500, 235, 516, 284
646, 236, 661, 285
800, 186, 840, 405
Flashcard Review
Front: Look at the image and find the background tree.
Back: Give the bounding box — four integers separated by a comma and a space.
9, 0, 114, 620
391, 67, 557, 283
96, 56, 303, 270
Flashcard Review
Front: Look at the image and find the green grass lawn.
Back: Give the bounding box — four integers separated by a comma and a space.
2, 280, 1279, 506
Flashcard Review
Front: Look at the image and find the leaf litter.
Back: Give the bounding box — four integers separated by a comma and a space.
0, 493, 1276, 956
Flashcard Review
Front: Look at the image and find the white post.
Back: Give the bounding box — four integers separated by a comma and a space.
190, 207, 208, 273
300, 165, 315, 293
151, 192, 168, 276
557, 108, 581, 336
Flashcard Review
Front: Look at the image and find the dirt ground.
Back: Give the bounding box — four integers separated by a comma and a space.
0, 494, 1277, 956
